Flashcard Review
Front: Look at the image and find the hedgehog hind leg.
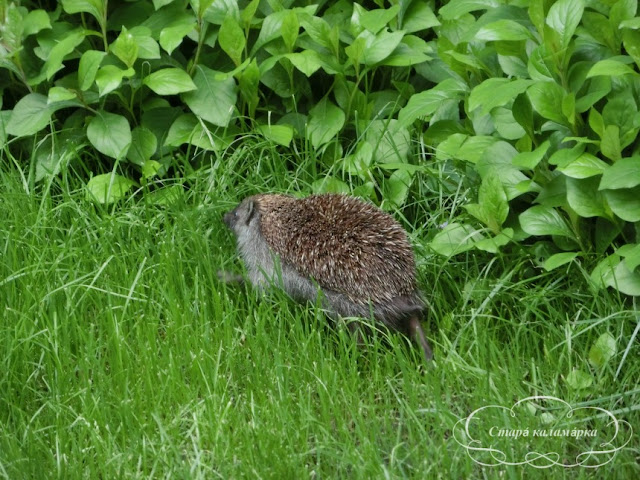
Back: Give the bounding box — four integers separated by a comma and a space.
407, 315, 433, 362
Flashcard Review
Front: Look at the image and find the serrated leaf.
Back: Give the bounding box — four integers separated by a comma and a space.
589, 333, 617, 368
143, 68, 196, 95
86, 173, 135, 204
478, 173, 508, 232
519, 205, 575, 239
87, 111, 132, 159
599, 156, 640, 190
307, 98, 345, 149
78, 50, 106, 90
469, 78, 534, 115
182, 65, 237, 127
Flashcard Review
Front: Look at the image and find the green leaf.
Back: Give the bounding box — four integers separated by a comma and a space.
281, 10, 299, 51
589, 333, 617, 368
61, 0, 105, 27
566, 177, 606, 218
384, 169, 412, 208
86, 173, 136, 204
23, 9, 51, 36
599, 156, 640, 190
512, 141, 550, 169
476, 20, 534, 41
164, 114, 224, 151
143, 68, 197, 95
439, 0, 500, 21
620, 243, 640, 271
565, 369, 592, 390
47, 87, 77, 103
111, 27, 138, 68
365, 120, 410, 164
402, 2, 439, 33
587, 58, 638, 78
87, 111, 132, 159
360, 5, 400, 34
182, 65, 238, 127
608, 261, 640, 295
519, 205, 575, 239
468, 78, 534, 115
142, 160, 162, 179
95, 65, 135, 97
359, 29, 405, 66
129, 26, 161, 60
6, 93, 55, 137
43, 29, 85, 79
465, 173, 508, 233
285, 50, 323, 76
255, 124, 293, 147
219, 15, 245, 66
546, 0, 584, 50
78, 50, 106, 91
600, 125, 621, 161
311, 176, 350, 195
398, 79, 467, 127
473, 229, 513, 253
159, 21, 196, 55
602, 186, 640, 221
307, 98, 345, 149
543, 252, 578, 271
527, 81, 567, 124
127, 127, 157, 166
429, 223, 482, 256
558, 153, 609, 179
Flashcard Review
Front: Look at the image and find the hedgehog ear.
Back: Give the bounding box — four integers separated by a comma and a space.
245, 200, 256, 225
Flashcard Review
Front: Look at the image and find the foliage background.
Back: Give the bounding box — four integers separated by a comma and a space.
1, 0, 639, 477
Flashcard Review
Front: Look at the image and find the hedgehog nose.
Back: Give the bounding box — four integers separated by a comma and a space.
223, 211, 232, 228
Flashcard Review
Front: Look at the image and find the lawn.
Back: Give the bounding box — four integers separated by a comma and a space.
1, 148, 638, 479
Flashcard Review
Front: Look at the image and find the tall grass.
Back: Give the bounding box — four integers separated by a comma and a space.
0, 143, 638, 479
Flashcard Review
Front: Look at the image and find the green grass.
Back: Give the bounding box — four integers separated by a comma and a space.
0, 147, 638, 479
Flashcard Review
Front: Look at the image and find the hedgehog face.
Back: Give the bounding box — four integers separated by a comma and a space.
224, 199, 253, 231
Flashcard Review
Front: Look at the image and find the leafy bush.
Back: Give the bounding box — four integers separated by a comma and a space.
1, 0, 437, 204
405, 0, 640, 296
2, 0, 640, 296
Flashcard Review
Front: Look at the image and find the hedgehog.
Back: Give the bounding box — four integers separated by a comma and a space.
222, 193, 433, 362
